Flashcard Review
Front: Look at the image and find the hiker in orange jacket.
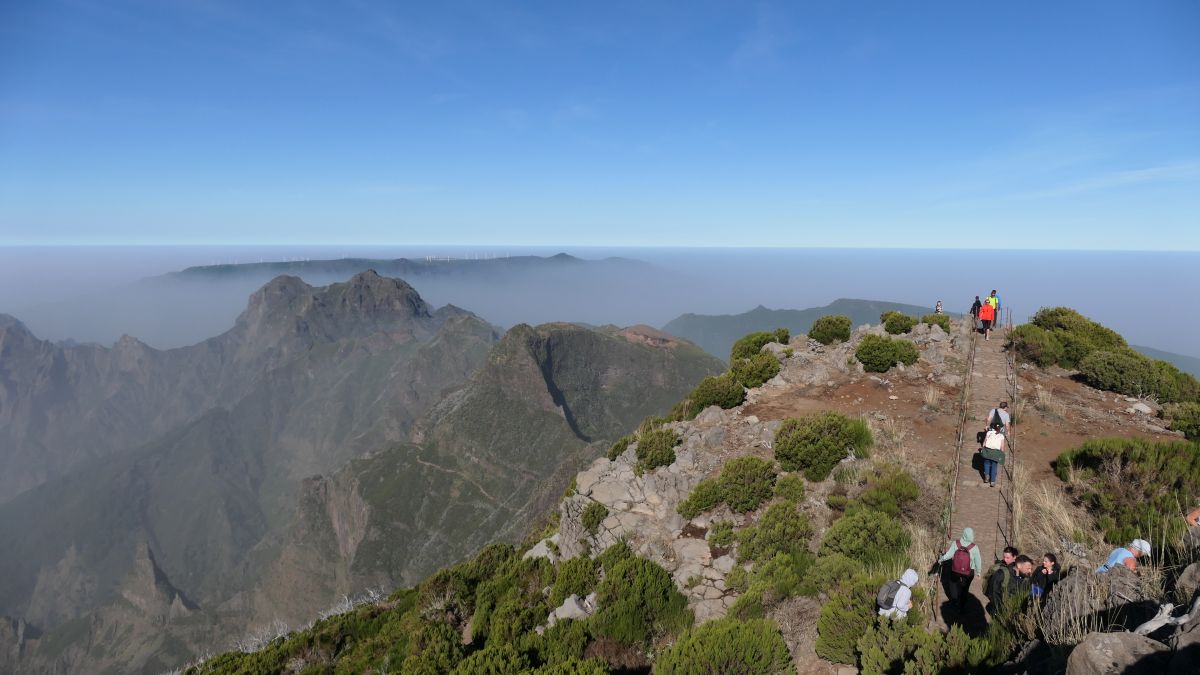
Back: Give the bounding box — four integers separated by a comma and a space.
978, 299, 996, 340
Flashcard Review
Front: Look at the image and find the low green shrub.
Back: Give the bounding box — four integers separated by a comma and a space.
401, 621, 466, 673
825, 493, 848, 511
726, 565, 750, 593
580, 502, 609, 534
1054, 437, 1200, 545
720, 456, 778, 512
550, 557, 599, 606
921, 313, 951, 333
797, 552, 863, 598
809, 315, 852, 345
731, 352, 782, 389
708, 520, 735, 548
732, 329, 790, 361
774, 412, 873, 481
1007, 324, 1063, 368
1078, 348, 1160, 399
881, 311, 917, 335
451, 643, 529, 674
747, 550, 815, 603
774, 474, 806, 502
678, 478, 723, 520
854, 334, 919, 373
596, 540, 635, 575
682, 373, 745, 419
606, 434, 634, 461
532, 658, 610, 675
818, 509, 909, 565
815, 573, 885, 664
737, 503, 812, 562
636, 428, 680, 473
652, 617, 794, 675
592, 556, 692, 646
849, 465, 920, 518
1164, 402, 1200, 440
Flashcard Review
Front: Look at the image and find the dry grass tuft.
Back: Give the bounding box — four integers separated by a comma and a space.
1014, 466, 1101, 572
922, 386, 944, 413
871, 416, 909, 452
1034, 388, 1066, 418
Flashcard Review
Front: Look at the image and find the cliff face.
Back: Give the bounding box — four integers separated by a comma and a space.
0, 275, 724, 674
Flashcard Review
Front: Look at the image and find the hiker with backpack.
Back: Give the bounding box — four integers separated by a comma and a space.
1031, 553, 1060, 601
987, 402, 1011, 436
980, 422, 1007, 487
987, 552, 1032, 616
977, 296, 996, 340
938, 527, 983, 610
1096, 538, 1152, 574
970, 296, 983, 330
877, 568, 920, 619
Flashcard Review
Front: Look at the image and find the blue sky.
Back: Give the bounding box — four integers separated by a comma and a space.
1, 0, 1197, 248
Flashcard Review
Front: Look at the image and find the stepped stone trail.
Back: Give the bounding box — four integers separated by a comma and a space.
946, 324, 1017, 610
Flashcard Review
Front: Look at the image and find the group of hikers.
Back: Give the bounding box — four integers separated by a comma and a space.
969, 290, 1002, 340
877, 535, 1157, 621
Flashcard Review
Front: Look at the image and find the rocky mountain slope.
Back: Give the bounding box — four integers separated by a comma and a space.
0, 274, 722, 674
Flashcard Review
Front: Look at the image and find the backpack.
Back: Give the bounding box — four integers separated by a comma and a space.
952, 541, 975, 576
989, 409, 1003, 428
877, 579, 903, 610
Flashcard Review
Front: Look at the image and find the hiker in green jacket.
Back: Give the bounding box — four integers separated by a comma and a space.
938, 527, 983, 610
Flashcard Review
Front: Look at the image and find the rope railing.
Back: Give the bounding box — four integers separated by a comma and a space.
1000, 307, 1019, 548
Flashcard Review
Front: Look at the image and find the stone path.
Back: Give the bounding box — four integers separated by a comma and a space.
943, 321, 1017, 627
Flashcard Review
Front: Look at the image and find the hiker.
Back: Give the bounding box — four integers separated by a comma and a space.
987, 553, 1032, 616
1096, 539, 1152, 574
877, 568, 920, 619
970, 296, 983, 330
980, 422, 1006, 487
1031, 553, 1060, 601
987, 289, 1001, 316
935, 300, 944, 315
938, 527, 983, 610
1186, 505, 1200, 528
987, 402, 1011, 436
977, 297, 996, 340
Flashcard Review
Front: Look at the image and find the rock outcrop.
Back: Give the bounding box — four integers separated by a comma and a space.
1065, 631, 1170, 675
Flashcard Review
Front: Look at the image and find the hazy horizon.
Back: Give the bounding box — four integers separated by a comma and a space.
2, 245, 1197, 359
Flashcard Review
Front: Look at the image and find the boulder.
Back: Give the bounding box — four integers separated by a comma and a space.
1177, 563, 1200, 602
1065, 631, 1169, 675
761, 342, 791, 359
1043, 567, 1157, 644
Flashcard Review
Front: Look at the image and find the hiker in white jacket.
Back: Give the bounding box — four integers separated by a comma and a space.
878, 569, 919, 619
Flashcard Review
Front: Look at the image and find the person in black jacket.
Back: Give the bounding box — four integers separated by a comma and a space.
970, 296, 983, 331
987, 554, 1033, 616
1031, 553, 1060, 602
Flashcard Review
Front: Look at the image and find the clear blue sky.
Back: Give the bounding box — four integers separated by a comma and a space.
1, 1, 1197, 248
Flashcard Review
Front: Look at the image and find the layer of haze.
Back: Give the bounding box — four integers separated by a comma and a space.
1, 246, 1197, 358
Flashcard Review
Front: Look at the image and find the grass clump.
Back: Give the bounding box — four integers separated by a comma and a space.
635, 428, 680, 473
1054, 437, 1200, 545
580, 502, 609, 535
774, 412, 873, 481
708, 520, 735, 548
731, 329, 790, 361
653, 617, 793, 675
677, 456, 778, 519
731, 351, 782, 389
921, 313, 951, 333
854, 334, 919, 373
774, 474, 806, 503
809, 315, 852, 345
881, 311, 917, 335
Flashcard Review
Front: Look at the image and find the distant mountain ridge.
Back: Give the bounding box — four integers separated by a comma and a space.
662, 298, 937, 359
1133, 344, 1200, 378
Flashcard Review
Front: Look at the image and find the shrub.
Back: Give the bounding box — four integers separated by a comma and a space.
726, 565, 750, 593
774, 474, 806, 502
731, 329, 790, 361
682, 373, 745, 419
1054, 437, 1200, 545
401, 621, 466, 674
606, 434, 634, 461
825, 494, 848, 511
1007, 324, 1064, 368
581, 502, 609, 535
921, 313, 951, 333
677, 477, 723, 520
708, 520, 735, 548
1078, 349, 1160, 399
532, 658, 610, 675
809, 315, 852, 345
797, 552, 863, 597
737, 503, 812, 562
745, 550, 815, 604
815, 573, 885, 664
881, 311, 916, 335
1165, 402, 1200, 440
819, 509, 909, 565
849, 465, 920, 518
854, 335, 918, 373
636, 428, 680, 472
451, 643, 529, 674
774, 412, 873, 481
731, 352, 782, 389
596, 541, 635, 575
550, 557, 599, 606
592, 556, 692, 646
652, 617, 793, 675
1031, 307, 1126, 352
720, 456, 778, 512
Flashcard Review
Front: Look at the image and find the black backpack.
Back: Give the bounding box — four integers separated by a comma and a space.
989, 409, 1003, 428
877, 579, 903, 610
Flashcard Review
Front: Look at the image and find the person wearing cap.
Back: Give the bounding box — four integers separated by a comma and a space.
1096, 539, 1151, 574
